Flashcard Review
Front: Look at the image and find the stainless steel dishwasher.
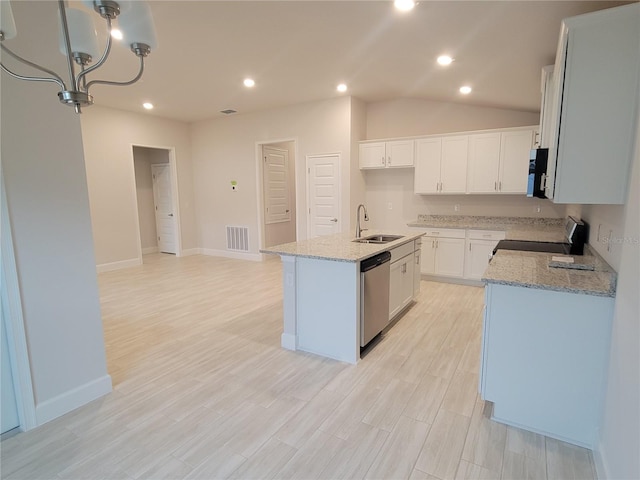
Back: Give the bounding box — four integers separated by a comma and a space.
360, 251, 391, 347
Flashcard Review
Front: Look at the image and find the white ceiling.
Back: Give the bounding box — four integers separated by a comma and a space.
9, 1, 635, 123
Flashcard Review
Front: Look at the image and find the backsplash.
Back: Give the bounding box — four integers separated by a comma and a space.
415, 215, 564, 227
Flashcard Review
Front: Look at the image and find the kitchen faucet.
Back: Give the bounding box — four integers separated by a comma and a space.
356, 204, 369, 238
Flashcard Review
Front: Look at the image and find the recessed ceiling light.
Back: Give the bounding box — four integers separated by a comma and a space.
337, 83, 348, 93
459, 86, 472, 95
243, 78, 255, 88
437, 55, 453, 66
111, 29, 123, 40
394, 0, 416, 12
143, 102, 154, 110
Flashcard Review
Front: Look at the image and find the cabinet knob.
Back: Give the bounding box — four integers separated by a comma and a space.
388, 156, 392, 165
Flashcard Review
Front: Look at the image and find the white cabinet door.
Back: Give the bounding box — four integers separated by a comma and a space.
434, 238, 465, 277
389, 259, 404, 320
549, 5, 639, 204
465, 240, 497, 280
389, 254, 413, 321
415, 138, 441, 193
421, 238, 437, 274
467, 133, 501, 193
499, 130, 533, 193
440, 136, 468, 193
413, 249, 421, 298
387, 140, 414, 168
359, 142, 386, 169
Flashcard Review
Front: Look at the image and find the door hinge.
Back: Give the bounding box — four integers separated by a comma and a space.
155, 206, 157, 210
308, 167, 310, 174
309, 208, 311, 214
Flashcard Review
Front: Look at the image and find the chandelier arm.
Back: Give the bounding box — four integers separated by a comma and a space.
85, 55, 144, 90
1, 63, 65, 88
76, 17, 114, 88
0, 44, 66, 87
58, 0, 77, 92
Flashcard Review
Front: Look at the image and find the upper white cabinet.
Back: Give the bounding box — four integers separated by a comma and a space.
467, 129, 534, 194
538, 65, 555, 149
545, 4, 640, 204
359, 139, 414, 169
414, 136, 468, 194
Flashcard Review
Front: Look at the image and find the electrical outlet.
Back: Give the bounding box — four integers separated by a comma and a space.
534, 205, 541, 213
454, 204, 460, 212
388, 202, 393, 210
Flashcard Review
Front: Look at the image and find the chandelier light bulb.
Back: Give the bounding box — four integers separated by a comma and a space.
58, 8, 100, 60
0, 0, 17, 40
111, 29, 123, 40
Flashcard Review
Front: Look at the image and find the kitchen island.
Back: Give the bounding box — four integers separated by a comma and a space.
480, 246, 616, 448
261, 231, 424, 364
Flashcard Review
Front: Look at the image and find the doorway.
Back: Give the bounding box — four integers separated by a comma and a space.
132, 146, 177, 257
306, 153, 341, 238
259, 141, 297, 248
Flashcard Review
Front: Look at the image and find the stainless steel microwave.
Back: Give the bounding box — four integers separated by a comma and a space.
527, 148, 548, 198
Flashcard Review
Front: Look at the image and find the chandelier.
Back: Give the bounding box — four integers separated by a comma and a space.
0, 0, 157, 113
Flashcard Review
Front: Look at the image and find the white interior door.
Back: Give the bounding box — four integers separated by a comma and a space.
263, 146, 291, 224
151, 164, 177, 254
307, 154, 341, 238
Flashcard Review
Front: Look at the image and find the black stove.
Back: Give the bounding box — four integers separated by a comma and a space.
493, 217, 588, 256
493, 240, 571, 255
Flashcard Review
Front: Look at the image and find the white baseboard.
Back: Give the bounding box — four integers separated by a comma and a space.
281, 333, 296, 351
142, 246, 159, 255
201, 248, 262, 262
96, 257, 141, 273
35, 374, 112, 426
180, 248, 202, 257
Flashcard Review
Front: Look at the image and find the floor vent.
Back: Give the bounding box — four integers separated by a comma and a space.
226, 226, 249, 252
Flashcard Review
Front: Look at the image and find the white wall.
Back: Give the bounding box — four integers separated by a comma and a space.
361, 98, 564, 228
190, 96, 352, 254
366, 98, 541, 139
591, 115, 639, 480
81, 107, 196, 267
350, 97, 368, 231
263, 141, 296, 248
0, 0, 110, 424
133, 147, 169, 252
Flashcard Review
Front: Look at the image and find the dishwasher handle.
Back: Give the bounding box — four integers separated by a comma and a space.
361, 251, 391, 272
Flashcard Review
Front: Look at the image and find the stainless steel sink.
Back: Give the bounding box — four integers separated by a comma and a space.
353, 234, 404, 244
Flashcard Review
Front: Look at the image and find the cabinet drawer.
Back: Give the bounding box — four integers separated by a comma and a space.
422, 228, 466, 239
390, 242, 415, 263
467, 230, 506, 241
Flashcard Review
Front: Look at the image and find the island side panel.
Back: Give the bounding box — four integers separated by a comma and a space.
483, 283, 614, 448
296, 257, 360, 364
280, 255, 297, 350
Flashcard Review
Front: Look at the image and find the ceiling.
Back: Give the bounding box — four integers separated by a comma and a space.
8, 1, 635, 123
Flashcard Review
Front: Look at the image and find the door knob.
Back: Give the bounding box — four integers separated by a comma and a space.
330, 218, 338, 223
168, 213, 174, 217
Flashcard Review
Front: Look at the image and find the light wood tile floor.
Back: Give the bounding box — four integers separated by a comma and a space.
1, 253, 597, 480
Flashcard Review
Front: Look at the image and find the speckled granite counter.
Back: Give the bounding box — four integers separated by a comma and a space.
260, 230, 424, 262
408, 215, 566, 243
482, 246, 616, 297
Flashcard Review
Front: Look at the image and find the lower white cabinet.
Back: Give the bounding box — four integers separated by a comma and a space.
464, 230, 506, 280
389, 240, 419, 321
481, 283, 614, 447
421, 229, 466, 278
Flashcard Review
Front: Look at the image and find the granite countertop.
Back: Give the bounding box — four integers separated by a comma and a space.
408, 215, 567, 242
260, 230, 424, 263
482, 246, 616, 297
